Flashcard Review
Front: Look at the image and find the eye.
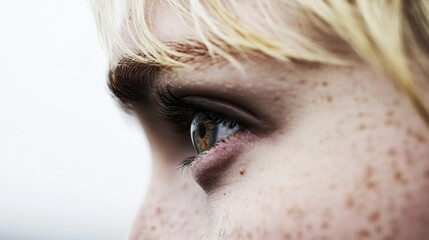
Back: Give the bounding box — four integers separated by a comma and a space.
191, 112, 243, 154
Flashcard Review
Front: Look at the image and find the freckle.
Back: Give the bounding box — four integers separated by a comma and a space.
239, 167, 246, 176
418, 214, 429, 226
322, 81, 328, 87
386, 111, 394, 117
392, 98, 400, 105
150, 225, 156, 231
321, 221, 330, 230
406, 128, 427, 143
404, 191, 412, 201
358, 112, 364, 117
330, 183, 337, 190
299, 79, 306, 85
321, 236, 330, 240
424, 169, 429, 179
357, 124, 367, 130
375, 225, 383, 234
182, 183, 188, 190
384, 235, 394, 240
389, 218, 400, 235
297, 230, 303, 239
357, 229, 371, 238
365, 166, 374, 179
287, 207, 306, 219
346, 194, 355, 208
394, 171, 408, 185
368, 211, 380, 222
326, 95, 333, 103
366, 181, 376, 189
405, 150, 414, 165
387, 148, 396, 156
415, 133, 426, 143
306, 223, 313, 230
283, 232, 292, 240
384, 120, 395, 126
155, 207, 162, 215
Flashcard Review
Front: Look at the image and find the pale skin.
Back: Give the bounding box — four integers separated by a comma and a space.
114, 1, 429, 240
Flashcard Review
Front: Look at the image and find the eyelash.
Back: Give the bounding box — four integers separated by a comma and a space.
155, 89, 240, 132
154, 90, 242, 170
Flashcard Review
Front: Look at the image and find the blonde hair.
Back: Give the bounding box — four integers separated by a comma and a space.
90, 0, 429, 127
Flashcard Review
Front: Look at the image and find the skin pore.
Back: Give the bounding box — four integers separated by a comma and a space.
111, 1, 429, 239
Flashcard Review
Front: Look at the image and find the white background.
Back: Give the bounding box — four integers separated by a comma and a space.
0, 1, 151, 239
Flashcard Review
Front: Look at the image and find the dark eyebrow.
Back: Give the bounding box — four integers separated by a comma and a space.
108, 59, 164, 110
107, 41, 220, 111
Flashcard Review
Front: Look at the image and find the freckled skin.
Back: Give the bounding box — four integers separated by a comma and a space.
125, 1, 429, 240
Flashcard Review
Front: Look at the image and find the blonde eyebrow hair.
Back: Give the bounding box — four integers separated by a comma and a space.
90, 0, 429, 127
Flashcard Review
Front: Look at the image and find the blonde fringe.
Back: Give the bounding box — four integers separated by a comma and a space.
90, 0, 429, 127
297, 0, 429, 127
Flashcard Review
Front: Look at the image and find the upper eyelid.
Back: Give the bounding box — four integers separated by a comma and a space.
154, 89, 269, 136
182, 96, 263, 131
154, 90, 243, 134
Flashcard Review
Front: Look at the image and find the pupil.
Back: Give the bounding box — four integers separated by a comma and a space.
198, 123, 206, 138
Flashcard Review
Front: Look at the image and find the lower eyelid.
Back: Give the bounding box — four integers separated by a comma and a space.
178, 129, 247, 170
181, 130, 256, 189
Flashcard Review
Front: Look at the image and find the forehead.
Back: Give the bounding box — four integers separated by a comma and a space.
117, 0, 353, 70
148, 1, 195, 43
124, 0, 308, 57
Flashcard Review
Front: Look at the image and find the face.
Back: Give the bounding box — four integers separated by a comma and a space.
116, 2, 429, 240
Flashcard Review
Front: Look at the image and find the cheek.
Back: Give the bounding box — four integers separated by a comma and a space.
208, 124, 429, 240
129, 159, 208, 240
206, 74, 429, 239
